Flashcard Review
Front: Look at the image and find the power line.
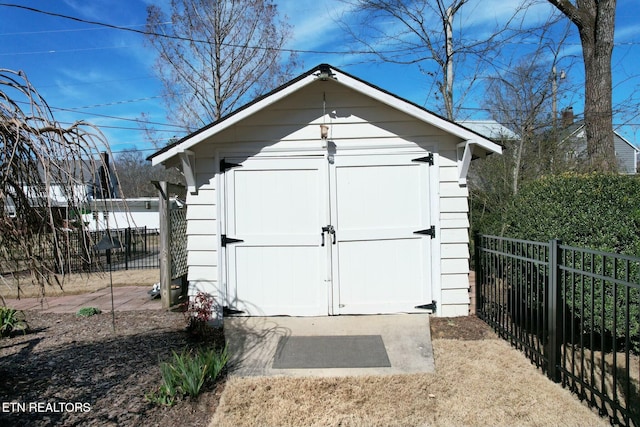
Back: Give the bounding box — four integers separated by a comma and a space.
64, 95, 165, 111
51, 105, 187, 130
37, 76, 155, 90
0, 45, 136, 56
0, 3, 381, 56
11, 97, 186, 131
2, 2, 640, 58
0, 21, 169, 36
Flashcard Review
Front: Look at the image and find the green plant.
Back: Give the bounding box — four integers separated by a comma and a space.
496, 173, 640, 352
146, 345, 228, 406
76, 307, 101, 317
0, 307, 28, 337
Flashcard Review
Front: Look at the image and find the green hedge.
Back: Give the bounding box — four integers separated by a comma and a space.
496, 173, 640, 352
500, 173, 640, 254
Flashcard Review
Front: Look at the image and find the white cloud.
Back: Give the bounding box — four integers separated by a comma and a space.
281, 0, 355, 51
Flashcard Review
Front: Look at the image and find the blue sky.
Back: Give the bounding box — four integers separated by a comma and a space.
1, 0, 639, 155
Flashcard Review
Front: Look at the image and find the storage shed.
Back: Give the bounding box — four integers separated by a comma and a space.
149, 64, 502, 320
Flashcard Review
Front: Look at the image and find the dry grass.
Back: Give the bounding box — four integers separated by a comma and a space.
0, 269, 159, 299
210, 338, 608, 427
563, 344, 640, 423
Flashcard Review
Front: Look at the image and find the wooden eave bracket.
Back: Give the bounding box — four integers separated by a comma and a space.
457, 140, 476, 186
179, 149, 197, 195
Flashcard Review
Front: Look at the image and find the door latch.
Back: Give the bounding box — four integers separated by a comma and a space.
321, 225, 336, 246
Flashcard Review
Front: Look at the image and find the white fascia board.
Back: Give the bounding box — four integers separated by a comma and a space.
332, 70, 503, 156
151, 74, 319, 166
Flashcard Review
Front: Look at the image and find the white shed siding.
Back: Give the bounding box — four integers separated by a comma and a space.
184, 154, 220, 308
438, 148, 471, 317
178, 79, 477, 317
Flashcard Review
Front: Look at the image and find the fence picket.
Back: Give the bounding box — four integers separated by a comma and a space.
476, 234, 639, 427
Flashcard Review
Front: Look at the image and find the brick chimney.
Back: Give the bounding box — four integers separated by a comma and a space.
561, 107, 574, 128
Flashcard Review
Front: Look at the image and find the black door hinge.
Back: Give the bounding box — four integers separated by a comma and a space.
413, 226, 436, 238
415, 300, 437, 313
221, 234, 244, 247
412, 153, 434, 165
220, 159, 242, 172
223, 306, 245, 315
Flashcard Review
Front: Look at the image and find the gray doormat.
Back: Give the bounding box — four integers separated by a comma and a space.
272, 335, 391, 369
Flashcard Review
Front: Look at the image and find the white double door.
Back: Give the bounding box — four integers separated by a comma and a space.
223, 152, 433, 316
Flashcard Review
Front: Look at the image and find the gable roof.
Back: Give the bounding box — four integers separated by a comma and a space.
149, 64, 502, 165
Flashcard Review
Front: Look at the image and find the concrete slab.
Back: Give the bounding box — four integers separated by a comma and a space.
224, 314, 435, 378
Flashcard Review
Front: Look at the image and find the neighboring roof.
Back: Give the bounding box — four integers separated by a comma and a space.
457, 120, 519, 141
149, 64, 502, 165
561, 120, 640, 152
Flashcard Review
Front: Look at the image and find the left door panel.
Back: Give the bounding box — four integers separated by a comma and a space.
223, 157, 328, 316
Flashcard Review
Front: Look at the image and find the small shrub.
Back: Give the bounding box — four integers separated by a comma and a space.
185, 292, 216, 338
76, 307, 101, 317
146, 346, 228, 406
0, 307, 28, 337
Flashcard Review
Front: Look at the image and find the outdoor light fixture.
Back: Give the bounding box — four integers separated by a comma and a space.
320, 124, 329, 140
316, 64, 335, 81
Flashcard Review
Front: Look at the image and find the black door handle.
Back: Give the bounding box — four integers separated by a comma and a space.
322, 225, 336, 245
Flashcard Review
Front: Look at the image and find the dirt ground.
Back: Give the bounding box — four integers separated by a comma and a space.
0, 309, 223, 427
0, 306, 609, 427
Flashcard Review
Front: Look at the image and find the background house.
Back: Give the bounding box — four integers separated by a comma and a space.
150, 64, 502, 321
84, 197, 183, 231
560, 108, 639, 174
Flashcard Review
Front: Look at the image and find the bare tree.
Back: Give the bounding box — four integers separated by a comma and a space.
486, 61, 552, 195
114, 150, 183, 198
146, 0, 299, 132
1, 69, 112, 296
547, 0, 617, 171
339, 0, 518, 120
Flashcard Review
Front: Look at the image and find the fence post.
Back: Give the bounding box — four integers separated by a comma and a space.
124, 227, 131, 270
158, 181, 171, 309
474, 233, 482, 316
547, 239, 562, 383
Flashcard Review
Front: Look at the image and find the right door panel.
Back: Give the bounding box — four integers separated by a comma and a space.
330, 154, 432, 314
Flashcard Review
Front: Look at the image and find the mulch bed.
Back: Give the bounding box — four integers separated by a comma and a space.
0, 310, 224, 427
429, 315, 497, 340
0, 310, 492, 426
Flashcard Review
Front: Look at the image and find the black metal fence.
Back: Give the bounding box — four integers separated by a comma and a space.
53, 227, 160, 273
475, 235, 639, 427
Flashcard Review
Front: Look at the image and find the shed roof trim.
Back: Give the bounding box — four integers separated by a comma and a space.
149, 64, 502, 165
